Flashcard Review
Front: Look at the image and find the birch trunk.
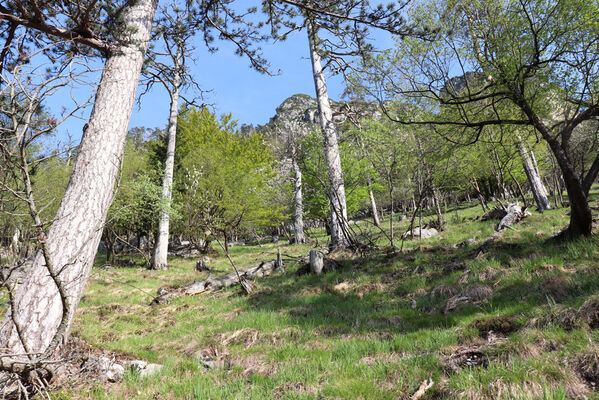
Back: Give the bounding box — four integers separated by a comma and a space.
0, 0, 157, 367
368, 188, 381, 227
291, 158, 306, 244
516, 133, 551, 213
306, 19, 351, 248
151, 67, 181, 270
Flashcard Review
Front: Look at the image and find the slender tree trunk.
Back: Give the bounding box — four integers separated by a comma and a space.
0, 0, 157, 366
306, 18, 351, 249
292, 157, 305, 244
151, 68, 181, 270
515, 133, 551, 212
472, 177, 488, 213
432, 187, 444, 228
368, 187, 381, 227
389, 186, 394, 247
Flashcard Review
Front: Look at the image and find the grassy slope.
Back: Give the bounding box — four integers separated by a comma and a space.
58, 194, 599, 399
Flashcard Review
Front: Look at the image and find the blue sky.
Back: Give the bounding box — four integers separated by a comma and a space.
46, 29, 346, 145
43, 22, 393, 146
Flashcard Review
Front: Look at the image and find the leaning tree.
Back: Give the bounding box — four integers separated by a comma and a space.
0, 0, 270, 382
356, 0, 599, 239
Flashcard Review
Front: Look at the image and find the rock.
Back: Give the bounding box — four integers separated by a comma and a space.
402, 227, 439, 240
81, 355, 111, 373
200, 359, 217, 370
106, 363, 125, 382
81, 355, 124, 382
129, 360, 163, 378
398, 214, 407, 222
453, 238, 475, 248
129, 359, 148, 371
141, 363, 163, 377
272, 235, 279, 244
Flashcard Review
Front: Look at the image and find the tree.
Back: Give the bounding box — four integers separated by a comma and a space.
176, 107, 283, 253
356, 0, 599, 239
144, 2, 204, 270
261, 0, 416, 248
0, 0, 275, 379
267, 120, 309, 244
0, 0, 158, 378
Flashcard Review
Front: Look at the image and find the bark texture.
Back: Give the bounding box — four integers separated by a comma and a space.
151, 69, 180, 270
309, 250, 324, 275
306, 19, 351, 249
516, 134, 550, 213
0, 0, 158, 366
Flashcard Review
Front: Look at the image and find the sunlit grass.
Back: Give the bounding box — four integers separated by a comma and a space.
49, 188, 599, 398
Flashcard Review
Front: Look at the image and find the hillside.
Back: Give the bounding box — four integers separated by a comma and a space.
46, 192, 599, 399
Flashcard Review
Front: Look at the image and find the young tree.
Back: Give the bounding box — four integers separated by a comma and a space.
515, 131, 551, 212
268, 120, 309, 244
144, 2, 204, 270
176, 108, 283, 253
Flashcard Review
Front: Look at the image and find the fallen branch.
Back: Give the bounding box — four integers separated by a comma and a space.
411, 378, 434, 400
150, 259, 279, 305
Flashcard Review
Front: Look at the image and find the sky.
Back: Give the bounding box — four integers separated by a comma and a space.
45, 29, 347, 146
41, 19, 394, 147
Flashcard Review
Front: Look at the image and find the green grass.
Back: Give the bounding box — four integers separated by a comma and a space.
46, 190, 599, 399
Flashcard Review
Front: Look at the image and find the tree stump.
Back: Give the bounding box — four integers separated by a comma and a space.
309, 250, 324, 275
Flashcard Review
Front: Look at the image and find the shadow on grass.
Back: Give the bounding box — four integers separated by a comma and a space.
242, 234, 599, 341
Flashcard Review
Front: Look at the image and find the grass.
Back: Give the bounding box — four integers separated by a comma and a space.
29, 190, 599, 398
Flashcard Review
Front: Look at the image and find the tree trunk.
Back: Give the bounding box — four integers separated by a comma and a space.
306, 18, 351, 249
291, 158, 306, 244
151, 68, 180, 270
368, 188, 381, 228
516, 133, 550, 213
433, 187, 444, 228
0, 0, 157, 368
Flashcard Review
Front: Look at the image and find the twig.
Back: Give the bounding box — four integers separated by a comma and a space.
411, 378, 433, 400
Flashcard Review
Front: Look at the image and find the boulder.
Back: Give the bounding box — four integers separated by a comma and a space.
402, 227, 439, 240
129, 360, 163, 378
81, 355, 125, 382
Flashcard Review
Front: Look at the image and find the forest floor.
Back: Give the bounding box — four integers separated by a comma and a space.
47, 193, 599, 399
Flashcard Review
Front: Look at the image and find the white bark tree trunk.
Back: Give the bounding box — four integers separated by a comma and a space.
306, 19, 351, 249
516, 133, 551, 213
151, 68, 181, 270
292, 157, 306, 244
368, 185, 381, 228
0, 0, 157, 365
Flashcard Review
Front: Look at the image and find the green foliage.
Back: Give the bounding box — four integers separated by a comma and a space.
174, 107, 284, 243
106, 139, 164, 239
299, 130, 372, 221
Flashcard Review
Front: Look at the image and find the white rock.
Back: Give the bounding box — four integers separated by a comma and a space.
129, 360, 163, 378
106, 363, 125, 382
141, 363, 163, 378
